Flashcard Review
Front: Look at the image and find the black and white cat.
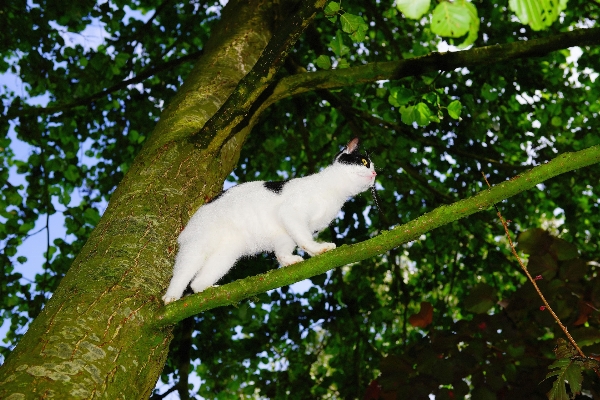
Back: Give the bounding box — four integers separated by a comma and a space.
162, 138, 376, 304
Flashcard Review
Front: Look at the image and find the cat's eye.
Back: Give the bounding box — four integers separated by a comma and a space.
361, 158, 368, 166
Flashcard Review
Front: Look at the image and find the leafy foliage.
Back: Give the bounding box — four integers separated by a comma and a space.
2, 0, 600, 398
509, 0, 567, 31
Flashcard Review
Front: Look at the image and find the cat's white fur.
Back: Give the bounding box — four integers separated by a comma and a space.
162, 138, 376, 304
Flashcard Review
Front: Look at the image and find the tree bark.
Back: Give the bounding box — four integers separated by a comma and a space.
0, 0, 276, 397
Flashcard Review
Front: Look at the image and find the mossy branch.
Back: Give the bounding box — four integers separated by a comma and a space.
259, 27, 600, 108
154, 144, 600, 327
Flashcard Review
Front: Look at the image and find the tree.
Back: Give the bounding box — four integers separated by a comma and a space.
1, 0, 599, 398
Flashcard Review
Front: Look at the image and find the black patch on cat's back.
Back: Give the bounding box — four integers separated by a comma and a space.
264, 180, 287, 194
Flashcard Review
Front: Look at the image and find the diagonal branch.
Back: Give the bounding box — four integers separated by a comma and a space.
154, 143, 600, 327
259, 27, 600, 110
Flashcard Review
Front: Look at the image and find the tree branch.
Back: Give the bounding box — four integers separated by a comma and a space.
191, 0, 328, 151
154, 143, 600, 327
260, 27, 600, 109
150, 385, 178, 400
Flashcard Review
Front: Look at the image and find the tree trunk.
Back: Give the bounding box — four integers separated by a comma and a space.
0, 0, 274, 397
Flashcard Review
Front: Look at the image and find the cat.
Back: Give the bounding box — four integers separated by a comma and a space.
162, 137, 376, 304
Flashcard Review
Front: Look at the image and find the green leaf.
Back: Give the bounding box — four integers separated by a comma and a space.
83, 207, 101, 226
59, 189, 72, 206
340, 13, 368, 42
45, 245, 57, 260
421, 75, 436, 85
509, 0, 562, 31
546, 357, 583, 400
6, 191, 23, 206
422, 91, 439, 106
315, 55, 332, 69
350, 23, 368, 42
114, 52, 129, 69
481, 82, 499, 101
64, 164, 80, 182
563, 363, 583, 395
431, 1, 471, 38
388, 87, 416, 107
340, 13, 365, 34
457, 1, 479, 48
5, 246, 17, 257
399, 103, 433, 126
329, 31, 350, 57
129, 129, 140, 143
18, 221, 35, 234
324, 2, 340, 23
551, 116, 563, 127
324, 1, 340, 16
396, 0, 431, 20
337, 58, 350, 69
447, 100, 462, 119
571, 327, 600, 347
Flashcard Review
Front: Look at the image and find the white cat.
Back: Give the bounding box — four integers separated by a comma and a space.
162, 138, 376, 304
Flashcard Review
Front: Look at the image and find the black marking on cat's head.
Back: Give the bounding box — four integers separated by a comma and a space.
334, 137, 371, 168
264, 180, 287, 194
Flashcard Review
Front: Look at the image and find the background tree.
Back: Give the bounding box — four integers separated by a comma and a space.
1, 0, 599, 398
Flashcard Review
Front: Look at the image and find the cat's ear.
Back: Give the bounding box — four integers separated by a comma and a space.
343, 137, 360, 154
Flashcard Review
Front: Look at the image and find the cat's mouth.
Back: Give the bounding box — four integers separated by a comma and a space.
367, 170, 377, 181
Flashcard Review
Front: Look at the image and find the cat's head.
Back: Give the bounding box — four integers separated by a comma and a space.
333, 138, 376, 194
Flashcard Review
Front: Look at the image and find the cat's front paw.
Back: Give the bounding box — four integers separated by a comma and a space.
305, 242, 336, 256
162, 295, 179, 305
278, 254, 305, 266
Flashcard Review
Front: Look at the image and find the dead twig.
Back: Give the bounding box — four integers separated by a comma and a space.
481, 172, 585, 359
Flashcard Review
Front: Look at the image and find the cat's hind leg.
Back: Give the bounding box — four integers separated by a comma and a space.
189, 249, 241, 294
162, 250, 206, 304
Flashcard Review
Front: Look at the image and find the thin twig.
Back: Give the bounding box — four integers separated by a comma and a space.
481, 172, 585, 358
